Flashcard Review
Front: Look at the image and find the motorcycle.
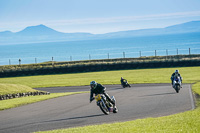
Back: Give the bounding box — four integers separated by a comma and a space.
121, 80, 131, 88
95, 94, 118, 115
173, 77, 182, 93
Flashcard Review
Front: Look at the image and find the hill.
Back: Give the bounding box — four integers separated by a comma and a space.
99, 21, 200, 38
0, 20, 200, 45
16, 24, 63, 36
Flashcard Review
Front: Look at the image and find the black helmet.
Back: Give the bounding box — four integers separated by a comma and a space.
90, 81, 97, 89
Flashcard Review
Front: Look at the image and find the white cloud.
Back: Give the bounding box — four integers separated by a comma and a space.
0, 10, 200, 33
46, 11, 200, 26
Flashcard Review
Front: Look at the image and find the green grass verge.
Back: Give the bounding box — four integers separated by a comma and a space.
0, 83, 38, 95
0, 91, 88, 111
0, 66, 199, 88
193, 82, 200, 95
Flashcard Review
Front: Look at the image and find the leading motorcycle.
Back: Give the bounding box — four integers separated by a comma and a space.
173, 77, 182, 93
95, 94, 118, 115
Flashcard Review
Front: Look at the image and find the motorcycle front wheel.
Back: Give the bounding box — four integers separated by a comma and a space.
175, 85, 180, 93
99, 101, 109, 115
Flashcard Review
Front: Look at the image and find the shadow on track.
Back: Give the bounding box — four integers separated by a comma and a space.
42, 114, 105, 123
139, 92, 176, 97
109, 87, 124, 90
0, 114, 104, 132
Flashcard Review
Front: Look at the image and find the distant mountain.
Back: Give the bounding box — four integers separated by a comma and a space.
165, 21, 200, 33
0, 20, 200, 45
0, 31, 13, 36
16, 24, 63, 36
0, 24, 93, 44
99, 21, 200, 38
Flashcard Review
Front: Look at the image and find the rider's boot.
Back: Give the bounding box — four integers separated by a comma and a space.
104, 92, 118, 111
111, 96, 118, 111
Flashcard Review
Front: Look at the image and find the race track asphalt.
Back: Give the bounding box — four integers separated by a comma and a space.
0, 84, 194, 133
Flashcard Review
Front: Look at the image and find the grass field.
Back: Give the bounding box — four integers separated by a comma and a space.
0, 66, 199, 88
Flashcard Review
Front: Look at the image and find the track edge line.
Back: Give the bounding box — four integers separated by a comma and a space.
189, 84, 195, 110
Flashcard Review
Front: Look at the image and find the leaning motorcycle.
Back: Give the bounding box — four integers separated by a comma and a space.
173, 77, 181, 93
95, 94, 118, 115
121, 80, 131, 88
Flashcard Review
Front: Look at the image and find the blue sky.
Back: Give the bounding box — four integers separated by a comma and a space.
0, 0, 200, 34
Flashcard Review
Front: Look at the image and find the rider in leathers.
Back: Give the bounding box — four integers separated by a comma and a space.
120, 77, 128, 86
89, 81, 116, 108
171, 70, 182, 86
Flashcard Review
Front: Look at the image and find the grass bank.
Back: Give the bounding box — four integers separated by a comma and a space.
0, 83, 37, 95
1, 54, 200, 78
0, 91, 88, 111
0, 66, 199, 88
0, 83, 88, 111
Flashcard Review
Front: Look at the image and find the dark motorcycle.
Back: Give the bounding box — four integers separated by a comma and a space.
95, 94, 118, 115
121, 80, 131, 88
173, 77, 181, 93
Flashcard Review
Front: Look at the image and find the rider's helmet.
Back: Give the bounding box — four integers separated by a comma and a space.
90, 81, 97, 89
121, 77, 123, 80
175, 70, 179, 74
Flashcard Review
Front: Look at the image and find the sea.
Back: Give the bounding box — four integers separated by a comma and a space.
0, 32, 200, 66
